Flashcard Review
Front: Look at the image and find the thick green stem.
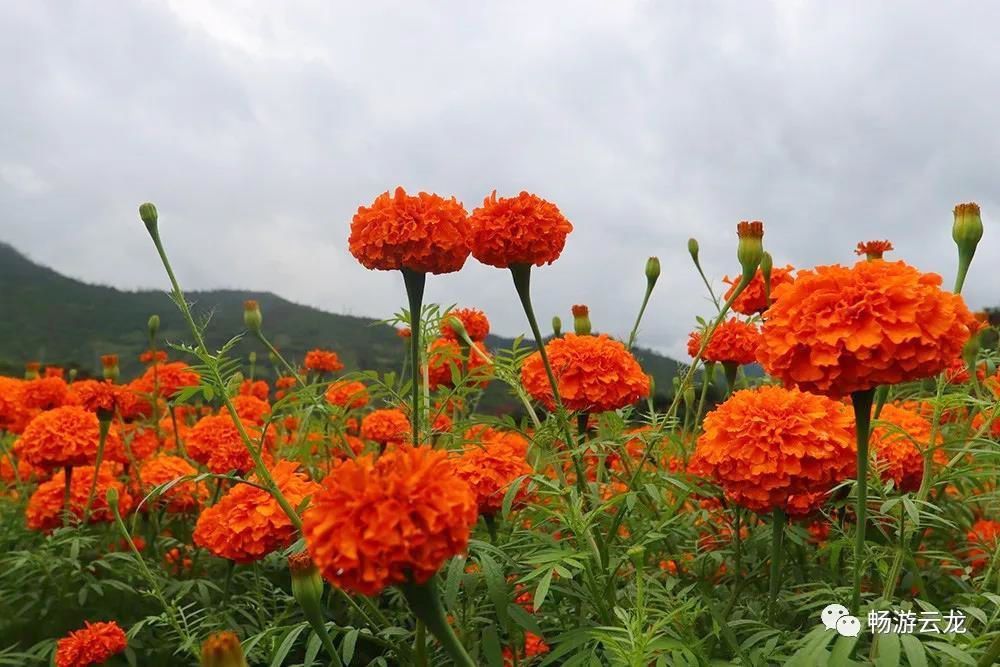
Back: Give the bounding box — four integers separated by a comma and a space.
627, 283, 655, 350
83, 418, 111, 522
768, 508, 786, 624
402, 269, 426, 448
851, 389, 875, 614
954, 247, 974, 294
400, 578, 475, 667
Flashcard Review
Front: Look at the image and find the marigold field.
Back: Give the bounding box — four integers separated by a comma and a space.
2, 192, 999, 666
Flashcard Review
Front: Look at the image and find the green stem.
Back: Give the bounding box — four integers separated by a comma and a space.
851, 388, 875, 614
627, 283, 655, 350
63, 466, 73, 525
400, 578, 475, 667
402, 268, 426, 448
768, 508, 786, 623
415, 620, 428, 667
954, 247, 974, 294
83, 418, 111, 522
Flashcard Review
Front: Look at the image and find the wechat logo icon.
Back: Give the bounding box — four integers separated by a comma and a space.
821, 604, 861, 637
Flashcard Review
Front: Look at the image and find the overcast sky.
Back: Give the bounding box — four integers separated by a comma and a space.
2, 1, 998, 358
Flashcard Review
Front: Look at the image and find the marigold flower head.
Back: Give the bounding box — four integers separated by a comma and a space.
69, 380, 122, 418
133, 361, 200, 399
230, 395, 271, 425
26, 463, 133, 531
869, 403, 946, 492
468, 190, 573, 268
520, 334, 650, 413
45, 366, 65, 379
0, 376, 31, 433
138, 455, 207, 513
687, 318, 761, 365
360, 408, 411, 444
304, 349, 344, 373
303, 445, 477, 595
324, 380, 369, 410
691, 386, 856, 516
186, 414, 272, 474
453, 430, 533, 515
139, 349, 168, 365
503, 632, 550, 666
967, 519, 1000, 571
16, 406, 125, 469
201, 631, 248, 667
722, 265, 794, 315
21, 375, 74, 411
118, 422, 160, 460
441, 308, 491, 342
100, 354, 118, 369
55, 620, 127, 667
397, 326, 412, 339
194, 461, 320, 563
1, 454, 47, 485
116, 382, 155, 421
238, 379, 269, 401
427, 338, 492, 390
349, 187, 471, 274
855, 240, 894, 260
757, 260, 976, 397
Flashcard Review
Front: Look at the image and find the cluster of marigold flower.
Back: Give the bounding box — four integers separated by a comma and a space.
1, 190, 997, 665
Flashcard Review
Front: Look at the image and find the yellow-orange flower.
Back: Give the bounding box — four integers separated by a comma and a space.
520, 334, 650, 412
304, 349, 344, 373
723, 265, 794, 315
137, 455, 207, 513
55, 620, 127, 667
186, 415, 271, 474
231, 395, 271, 425
69, 380, 122, 417
691, 386, 856, 516
324, 380, 369, 410
869, 403, 945, 493
468, 191, 573, 268
26, 464, 134, 531
193, 461, 320, 563
239, 379, 269, 401
757, 261, 975, 397
21, 376, 74, 411
427, 338, 492, 390
453, 430, 532, 515
16, 406, 125, 470
303, 445, 477, 595
349, 187, 471, 274
442, 308, 491, 342
360, 408, 410, 444
855, 240, 894, 259
132, 361, 200, 399
686, 318, 761, 365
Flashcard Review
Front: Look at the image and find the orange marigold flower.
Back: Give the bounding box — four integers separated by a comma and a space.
238, 379, 269, 401
132, 361, 200, 400
757, 261, 975, 397
503, 632, 550, 666
116, 382, 155, 422
16, 406, 125, 470
855, 240, 894, 260
442, 307, 491, 342
118, 422, 161, 460
0, 376, 31, 433
45, 367, 65, 379
26, 464, 133, 532
468, 190, 573, 268
55, 620, 127, 667
1, 454, 47, 485
303, 445, 477, 595
185, 414, 272, 474
194, 461, 320, 563
21, 375, 74, 412
304, 349, 344, 373
201, 631, 247, 667
325, 380, 369, 410
723, 265, 794, 315
274, 375, 297, 400
520, 334, 650, 413
869, 403, 946, 493
691, 386, 856, 517
231, 395, 271, 425
138, 455, 207, 513
349, 186, 471, 274
453, 431, 533, 515
967, 519, 1000, 571
427, 338, 492, 390
360, 408, 411, 445
69, 380, 122, 417
139, 349, 168, 364
686, 318, 761, 365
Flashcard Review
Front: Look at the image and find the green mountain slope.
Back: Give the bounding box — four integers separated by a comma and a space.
0, 241, 685, 409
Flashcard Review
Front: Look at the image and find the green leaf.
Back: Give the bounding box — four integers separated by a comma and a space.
923, 642, 975, 665
899, 634, 927, 667
874, 632, 900, 667
478, 552, 510, 629
342, 628, 359, 664
444, 555, 466, 611
270, 624, 309, 667
534, 568, 554, 612
482, 625, 504, 667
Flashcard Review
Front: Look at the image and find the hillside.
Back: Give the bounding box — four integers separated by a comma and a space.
0, 242, 687, 409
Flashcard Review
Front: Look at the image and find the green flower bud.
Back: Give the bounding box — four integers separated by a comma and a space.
201, 631, 248, 667
243, 300, 262, 334
645, 256, 661, 285
138, 202, 158, 235
148, 314, 160, 341
248, 351, 257, 365
736, 221, 764, 281
551, 316, 562, 337
572, 305, 591, 336
953, 202, 984, 250
688, 238, 700, 264
105, 486, 119, 507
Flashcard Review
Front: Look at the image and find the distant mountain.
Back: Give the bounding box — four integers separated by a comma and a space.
0, 242, 688, 411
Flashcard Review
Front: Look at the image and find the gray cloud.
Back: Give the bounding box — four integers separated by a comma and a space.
2, 1, 998, 359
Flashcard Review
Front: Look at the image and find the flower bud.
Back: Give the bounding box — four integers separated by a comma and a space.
571, 305, 591, 336
105, 486, 119, 507
760, 251, 773, 305
68, 368, 78, 383
855, 240, 893, 261
627, 544, 646, 568
645, 256, 661, 286
444, 315, 470, 344
688, 238, 700, 264
682, 385, 696, 408
736, 221, 764, 281
243, 300, 262, 334
288, 552, 324, 613
551, 316, 562, 337
268, 351, 279, 365
24, 361, 40, 380
148, 314, 160, 341
953, 202, 983, 252
101, 354, 120, 383
201, 631, 248, 667
138, 202, 158, 235
248, 351, 257, 365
